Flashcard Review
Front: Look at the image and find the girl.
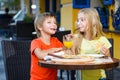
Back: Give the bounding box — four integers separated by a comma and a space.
30, 12, 63, 80
71, 8, 112, 80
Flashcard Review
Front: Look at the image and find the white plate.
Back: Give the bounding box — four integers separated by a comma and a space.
52, 57, 94, 63
82, 54, 105, 58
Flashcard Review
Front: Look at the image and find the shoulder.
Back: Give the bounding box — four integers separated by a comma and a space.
99, 36, 108, 41
51, 37, 62, 43
51, 37, 59, 41
98, 36, 110, 43
30, 38, 41, 53
99, 36, 112, 48
51, 37, 63, 46
51, 37, 58, 39
31, 38, 41, 44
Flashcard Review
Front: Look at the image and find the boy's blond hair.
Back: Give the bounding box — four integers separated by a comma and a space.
34, 12, 56, 37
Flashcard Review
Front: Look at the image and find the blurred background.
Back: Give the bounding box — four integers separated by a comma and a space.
0, 0, 120, 80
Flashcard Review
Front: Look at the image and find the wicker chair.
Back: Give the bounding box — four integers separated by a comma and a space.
12, 21, 35, 40
105, 38, 114, 80
1, 40, 31, 80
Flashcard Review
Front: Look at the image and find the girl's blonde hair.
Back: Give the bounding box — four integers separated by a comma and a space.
76, 8, 105, 39
34, 12, 56, 37
74, 8, 105, 54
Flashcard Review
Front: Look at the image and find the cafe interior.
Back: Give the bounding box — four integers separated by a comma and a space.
0, 0, 120, 80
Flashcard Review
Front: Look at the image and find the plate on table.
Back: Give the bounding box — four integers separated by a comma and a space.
51, 55, 94, 63
82, 54, 105, 58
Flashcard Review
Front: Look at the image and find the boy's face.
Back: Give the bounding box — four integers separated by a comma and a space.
40, 17, 57, 35
77, 13, 90, 33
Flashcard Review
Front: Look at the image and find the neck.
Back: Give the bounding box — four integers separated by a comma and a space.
84, 32, 93, 40
40, 33, 51, 45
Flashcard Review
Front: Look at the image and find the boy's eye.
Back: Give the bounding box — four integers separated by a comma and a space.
47, 21, 57, 25
47, 21, 51, 23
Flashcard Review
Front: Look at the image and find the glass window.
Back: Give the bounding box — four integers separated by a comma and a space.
0, 0, 20, 14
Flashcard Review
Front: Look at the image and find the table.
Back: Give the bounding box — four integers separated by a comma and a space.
39, 58, 119, 70
38, 58, 120, 80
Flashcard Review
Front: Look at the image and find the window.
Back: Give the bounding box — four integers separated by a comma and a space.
73, 0, 90, 8
0, 0, 20, 14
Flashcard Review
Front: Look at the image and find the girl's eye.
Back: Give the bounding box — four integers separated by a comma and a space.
78, 17, 86, 21
81, 19, 84, 21
77, 19, 80, 22
77, 19, 83, 23
54, 22, 57, 24
80, 18, 84, 21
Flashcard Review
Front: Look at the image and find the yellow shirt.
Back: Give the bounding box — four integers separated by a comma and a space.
81, 36, 112, 54
80, 36, 112, 80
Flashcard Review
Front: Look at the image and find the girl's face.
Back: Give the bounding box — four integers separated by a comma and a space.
41, 17, 57, 35
77, 13, 90, 33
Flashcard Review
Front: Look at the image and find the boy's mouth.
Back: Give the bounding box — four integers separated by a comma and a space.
51, 28, 57, 31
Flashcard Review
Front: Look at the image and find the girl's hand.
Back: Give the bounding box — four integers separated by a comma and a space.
100, 46, 110, 57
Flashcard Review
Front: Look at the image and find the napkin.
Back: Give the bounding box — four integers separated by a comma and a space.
93, 57, 113, 64
43, 56, 53, 61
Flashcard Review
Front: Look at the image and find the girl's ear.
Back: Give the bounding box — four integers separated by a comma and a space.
92, 16, 98, 26
93, 25, 97, 38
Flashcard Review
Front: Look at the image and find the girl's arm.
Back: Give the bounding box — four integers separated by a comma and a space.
99, 37, 112, 57
71, 34, 80, 55
34, 47, 63, 59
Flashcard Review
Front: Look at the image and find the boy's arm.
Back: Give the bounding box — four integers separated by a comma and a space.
34, 47, 63, 59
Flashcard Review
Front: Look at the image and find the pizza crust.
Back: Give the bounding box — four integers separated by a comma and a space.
52, 55, 94, 63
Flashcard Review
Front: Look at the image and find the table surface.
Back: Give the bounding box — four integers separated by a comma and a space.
38, 58, 120, 70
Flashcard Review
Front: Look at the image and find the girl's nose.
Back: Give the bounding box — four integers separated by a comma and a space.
77, 21, 81, 25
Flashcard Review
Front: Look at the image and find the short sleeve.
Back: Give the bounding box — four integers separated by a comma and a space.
100, 37, 112, 49
30, 39, 40, 54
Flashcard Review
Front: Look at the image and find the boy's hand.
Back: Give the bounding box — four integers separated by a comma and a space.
49, 47, 63, 53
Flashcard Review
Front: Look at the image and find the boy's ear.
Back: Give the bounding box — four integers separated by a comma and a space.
38, 26, 42, 31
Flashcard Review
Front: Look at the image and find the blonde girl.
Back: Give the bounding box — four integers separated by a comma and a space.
72, 8, 112, 80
